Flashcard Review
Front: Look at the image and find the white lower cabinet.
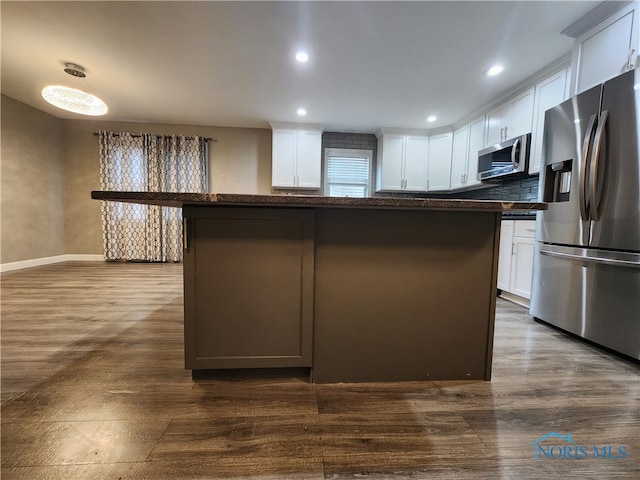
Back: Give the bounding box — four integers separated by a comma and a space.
497, 220, 515, 291
510, 234, 535, 299
498, 219, 537, 302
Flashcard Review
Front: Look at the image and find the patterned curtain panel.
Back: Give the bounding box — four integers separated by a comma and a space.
99, 131, 207, 262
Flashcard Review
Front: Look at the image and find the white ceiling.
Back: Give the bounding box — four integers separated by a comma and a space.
2, 1, 604, 133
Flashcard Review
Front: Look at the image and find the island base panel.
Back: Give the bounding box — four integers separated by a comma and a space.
312, 208, 499, 383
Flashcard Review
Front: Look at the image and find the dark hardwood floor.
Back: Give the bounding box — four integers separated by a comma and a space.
1, 261, 639, 479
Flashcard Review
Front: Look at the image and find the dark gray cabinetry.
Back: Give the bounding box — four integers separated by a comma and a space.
183, 207, 314, 369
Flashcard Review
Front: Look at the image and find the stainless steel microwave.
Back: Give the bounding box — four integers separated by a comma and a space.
477, 133, 531, 181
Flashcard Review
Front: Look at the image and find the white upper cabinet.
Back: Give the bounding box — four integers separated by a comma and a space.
404, 136, 430, 191
296, 130, 323, 188
271, 124, 323, 189
571, 2, 639, 94
271, 129, 298, 188
485, 88, 535, 147
485, 104, 509, 146
427, 132, 453, 191
466, 117, 484, 187
529, 68, 569, 175
450, 125, 469, 190
378, 135, 406, 191
450, 117, 483, 190
376, 132, 428, 192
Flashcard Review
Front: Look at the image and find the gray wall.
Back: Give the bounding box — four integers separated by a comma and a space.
2, 95, 272, 260
1, 95, 65, 263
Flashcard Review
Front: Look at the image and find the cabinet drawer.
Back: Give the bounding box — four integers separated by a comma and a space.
513, 220, 536, 238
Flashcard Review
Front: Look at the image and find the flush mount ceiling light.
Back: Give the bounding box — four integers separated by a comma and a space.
485, 64, 504, 77
296, 108, 307, 116
427, 115, 437, 123
295, 51, 309, 63
41, 63, 108, 116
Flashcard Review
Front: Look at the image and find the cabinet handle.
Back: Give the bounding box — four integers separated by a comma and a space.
183, 218, 190, 253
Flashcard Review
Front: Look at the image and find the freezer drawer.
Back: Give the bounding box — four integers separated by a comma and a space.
530, 243, 640, 360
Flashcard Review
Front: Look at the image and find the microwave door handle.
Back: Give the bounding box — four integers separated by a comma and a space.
579, 113, 598, 222
589, 110, 609, 221
510, 137, 521, 169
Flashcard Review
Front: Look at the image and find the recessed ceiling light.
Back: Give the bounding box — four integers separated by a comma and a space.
427, 115, 437, 123
486, 65, 504, 77
297, 108, 307, 116
295, 51, 309, 63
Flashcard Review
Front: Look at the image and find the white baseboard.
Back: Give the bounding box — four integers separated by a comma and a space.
499, 291, 531, 310
1, 254, 104, 273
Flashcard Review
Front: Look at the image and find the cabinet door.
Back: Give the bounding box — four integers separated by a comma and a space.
510, 236, 535, 299
183, 208, 315, 369
272, 129, 297, 188
530, 69, 568, 175
485, 104, 508, 146
427, 133, 452, 191
377, 135, 405, 191
404, 135, 428, 191
508, 88, 535, 139
497, 220, 514, 291
467, 117, 485, 187
574, 4, 638, 94
296, 130, 322, 188
450, 126, 469, 190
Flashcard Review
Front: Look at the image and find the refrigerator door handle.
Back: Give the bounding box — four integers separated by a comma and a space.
589, 110, 609, 221
579, 114, 598, 222
539, 244, 640, 268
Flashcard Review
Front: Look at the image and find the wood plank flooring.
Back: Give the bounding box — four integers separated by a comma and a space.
1, 261, 639, 479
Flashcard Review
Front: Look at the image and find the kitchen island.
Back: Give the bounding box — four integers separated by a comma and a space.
92, 191, 545, 383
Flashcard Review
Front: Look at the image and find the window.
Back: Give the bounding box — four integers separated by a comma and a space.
324, 148, 373, 197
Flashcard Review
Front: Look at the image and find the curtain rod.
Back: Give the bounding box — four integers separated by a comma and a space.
93, 132, 215, 142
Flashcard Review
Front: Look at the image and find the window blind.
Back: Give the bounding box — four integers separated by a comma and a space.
326, 155, 370, 198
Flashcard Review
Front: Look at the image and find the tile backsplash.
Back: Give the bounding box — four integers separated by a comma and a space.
454, 177, 540, 202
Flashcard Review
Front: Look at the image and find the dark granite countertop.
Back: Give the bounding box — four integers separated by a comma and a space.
91, 191, 546, 212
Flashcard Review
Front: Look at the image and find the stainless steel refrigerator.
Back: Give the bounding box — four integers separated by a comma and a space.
530, 67, 640, 361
